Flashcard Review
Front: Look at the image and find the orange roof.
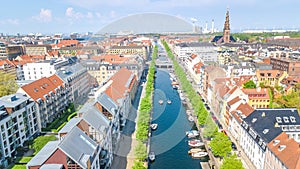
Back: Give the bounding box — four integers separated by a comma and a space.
242, 88, 270, 99
0, 59, 15, 67
91, 54, 130, 64
233, 75, 254, 87
267, 132, 300, 169
193, 61, 204, 74
230, 102, 254, 123
104, 68, 136, 103
21, 74, 64, 101
227, 96, 241, 106
16, 54, 45, 62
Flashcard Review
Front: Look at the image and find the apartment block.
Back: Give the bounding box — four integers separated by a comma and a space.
0, 94, 38, 166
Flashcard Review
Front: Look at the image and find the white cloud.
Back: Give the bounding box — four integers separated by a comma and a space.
32, 8, 52, 22
65, 7, 95, 20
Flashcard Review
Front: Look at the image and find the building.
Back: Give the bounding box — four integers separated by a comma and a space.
242, 87, 270, 109
264, 132, 300, 169
17, 75, 70, 129
0, 42, 6, 60
81, 55, 144, 87
173, 42, 218, 61
240, 109, 300, 169
255, 69, 288, 87
211, 9, 236, 44
6, 45, 24, 61
56, 63, 91, 104
270, 57, 300, 77
22, 58, 73, 80
27, 127, 101, 169
0, 94, 38, 167
25, 45, 52, 55
107, 45, 148, 60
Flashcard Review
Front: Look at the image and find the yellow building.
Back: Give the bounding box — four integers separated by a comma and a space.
255, 69, 287, 87
242, 87, 270, 109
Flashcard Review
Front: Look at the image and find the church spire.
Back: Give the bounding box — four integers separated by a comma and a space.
224, 8, 230, 31
223, 8, 231, 43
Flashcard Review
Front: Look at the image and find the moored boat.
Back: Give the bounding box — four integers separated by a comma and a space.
186, 130, 199, 138
188, 148, 205, 154
191, 152, 208, 158
150, 123, 158, 130
167, 99, 172, 104
188, 139, 204, 147
149, 152, 155, 161
159, 100, 163, 105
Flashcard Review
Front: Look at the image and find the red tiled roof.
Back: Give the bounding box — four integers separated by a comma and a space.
91, 54, 130, 64
242, 88, 270, 99
268, 132, 300, 169
21, 75, 64, 101
227, 96, 241, 106
104, 68, 136, 103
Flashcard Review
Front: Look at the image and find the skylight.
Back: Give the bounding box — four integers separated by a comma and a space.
263, 129, 269, 134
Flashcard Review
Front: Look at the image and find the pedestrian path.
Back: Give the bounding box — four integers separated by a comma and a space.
126, 81, 147, 169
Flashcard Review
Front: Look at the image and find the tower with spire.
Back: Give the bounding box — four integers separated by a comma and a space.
223, 9, 230, 43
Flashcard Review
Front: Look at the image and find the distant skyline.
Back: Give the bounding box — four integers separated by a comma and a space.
1, 0, 300, 34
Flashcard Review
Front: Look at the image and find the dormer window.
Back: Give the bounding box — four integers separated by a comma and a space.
278, 145, 286, 151
273, 140, 280, 146
290, 116, 296, 123
252, 118, 257, 123
283, 117, 289, 123
276, 117, 282, 123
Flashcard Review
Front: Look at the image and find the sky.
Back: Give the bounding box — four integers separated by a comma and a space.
1, 0, 300, 34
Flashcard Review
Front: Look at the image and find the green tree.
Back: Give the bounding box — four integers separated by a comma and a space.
134, 141, 147, 161
220, 153, 244, 169
209, 132, 232, 157
0, 71, 18, 97
203, 117, 218, 138
243, 80, 256, 89
132, 160, 146, 169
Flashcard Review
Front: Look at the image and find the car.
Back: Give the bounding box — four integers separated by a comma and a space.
231, 142, 237, 150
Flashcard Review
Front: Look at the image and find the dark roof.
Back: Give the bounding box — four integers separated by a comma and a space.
211, 35, 236, 43
243, 109, 300, 144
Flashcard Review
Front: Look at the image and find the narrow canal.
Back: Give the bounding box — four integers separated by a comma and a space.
149, 69, 203, 169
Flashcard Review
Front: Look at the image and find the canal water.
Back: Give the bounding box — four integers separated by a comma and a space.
149, 69, 203, 169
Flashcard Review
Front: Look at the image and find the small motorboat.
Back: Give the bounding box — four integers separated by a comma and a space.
167, 99, 172, 104
191, 152, 208, 158
186, 130, 199, 138
159, 100, 164, 105
150, 123, 158, 130
149, 152, 155, 161
188, 148, 205, 154
188, 139, 204, 147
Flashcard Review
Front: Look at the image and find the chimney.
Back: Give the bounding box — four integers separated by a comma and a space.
211, 19, 215, 33
256, 87, 261, 92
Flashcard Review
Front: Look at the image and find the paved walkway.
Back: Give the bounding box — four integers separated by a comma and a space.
126, 80, 148, 169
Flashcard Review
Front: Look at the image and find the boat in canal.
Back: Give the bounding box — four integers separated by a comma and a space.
149, 152, 156, 161
186, 130, 199, 138
167, 99, 172, 104
151, 123, 158, 130
159, 100, 164, 105
188, 139, 204, 147
191, 152, 208, 158
188, 148, 205, 154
